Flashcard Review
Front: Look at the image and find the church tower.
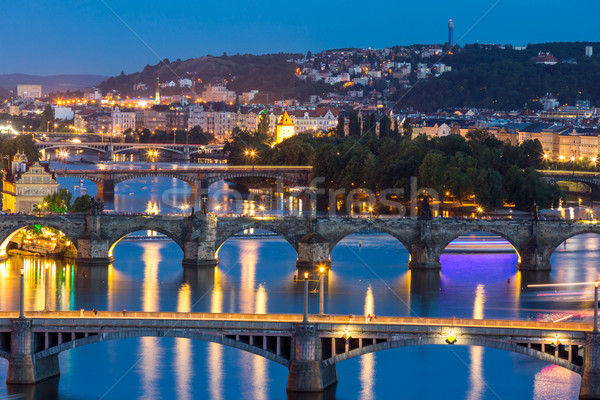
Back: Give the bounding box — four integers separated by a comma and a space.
276, 111, 295, 144
155, 71, 161, 105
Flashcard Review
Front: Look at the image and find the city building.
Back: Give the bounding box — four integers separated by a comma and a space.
17, 84, 42, 100
84, 87, 102, 101
111, 107, 136, 133
201, 84, 237, 103
1, 153, 58, 213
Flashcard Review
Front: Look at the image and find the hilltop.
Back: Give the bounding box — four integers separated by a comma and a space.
98, 53, 329, 102
97, 42, 600, 110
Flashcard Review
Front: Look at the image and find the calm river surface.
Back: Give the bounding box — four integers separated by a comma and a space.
0, 162, 597, 399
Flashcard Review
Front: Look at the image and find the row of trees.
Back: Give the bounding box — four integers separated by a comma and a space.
40, 189, 90, 213
225, 126, 565, 212
0, 134, 40, 167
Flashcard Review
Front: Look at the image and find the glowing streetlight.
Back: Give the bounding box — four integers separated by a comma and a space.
303, 272, 309, 323
319, 265, 326, 316
258, 204, 265, 217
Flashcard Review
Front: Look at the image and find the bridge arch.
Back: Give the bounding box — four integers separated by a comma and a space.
438, 230, 522, 268
215, 224, 300, 257
112, 146, 183, 155
39, 144, 108, 154
328, 228, 411, 252
0, 223, 79, 259
323, 336, 581, 374
31, 329, 290, 367
547, 230, 600, 265
108, 227, 185, 258
206, 172, 303, 188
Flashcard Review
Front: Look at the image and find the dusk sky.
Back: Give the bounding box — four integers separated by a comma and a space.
2, 0, 599, 76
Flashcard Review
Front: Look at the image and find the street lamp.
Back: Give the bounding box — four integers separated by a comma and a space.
319, 265, 326, 316
528, 281, 599, 331
303, 271, 309, 323
259, 204, 265, 217
245, 149, 256, 172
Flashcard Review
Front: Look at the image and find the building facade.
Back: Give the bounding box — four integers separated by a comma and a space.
1, 153, 58, 213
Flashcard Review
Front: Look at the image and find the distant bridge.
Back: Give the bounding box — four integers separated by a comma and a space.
53, 165, 312, 202
539, 170, 600, 201
35, 141, 224, 161
1, 311, 599, 396
1, 214, 599, 271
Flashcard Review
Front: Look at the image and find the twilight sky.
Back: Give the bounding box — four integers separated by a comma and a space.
1, 0, 599, 76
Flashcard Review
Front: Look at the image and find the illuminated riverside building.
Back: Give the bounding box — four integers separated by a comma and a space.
1, 153, 58, 213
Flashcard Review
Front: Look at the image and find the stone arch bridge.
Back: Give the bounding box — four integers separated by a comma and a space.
1, 214, 600, 271
0, 311, 598, 397
53, 166, 312, 204
36, 141, 224, 162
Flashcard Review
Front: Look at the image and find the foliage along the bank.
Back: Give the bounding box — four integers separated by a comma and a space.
226, 127, 565, 212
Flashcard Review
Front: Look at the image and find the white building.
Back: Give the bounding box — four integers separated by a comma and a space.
17, 84, 42, 100
54, 107, 74, 120
111, 107, 136, 133
179, 79, 193, 88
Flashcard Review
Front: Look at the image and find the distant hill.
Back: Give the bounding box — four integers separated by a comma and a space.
399, 42, 600, 111
99, 42, 600, 111
98, 53, 329, 102
0, 74, 107, 96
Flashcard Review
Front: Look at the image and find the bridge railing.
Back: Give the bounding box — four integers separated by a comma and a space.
0, 311, 591, 332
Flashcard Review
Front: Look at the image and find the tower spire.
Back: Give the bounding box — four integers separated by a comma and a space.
155, 71, 161, 105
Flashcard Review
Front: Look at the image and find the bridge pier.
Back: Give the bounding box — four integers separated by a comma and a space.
96, 180, 115, 204
182, 215, 219, 268
75, 214, 114, 266
7, 319, 60, 384
408, 238, 441, 270
296, 233, 331, 277
408, 219, 441, 270
517, 236, 551, 271
287, 324, 337, 392
580, 332, 600, 399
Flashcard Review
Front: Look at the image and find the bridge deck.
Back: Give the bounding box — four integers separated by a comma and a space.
0, 311, 590, 333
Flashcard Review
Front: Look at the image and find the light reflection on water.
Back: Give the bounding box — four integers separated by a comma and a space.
1, 229, 599, 398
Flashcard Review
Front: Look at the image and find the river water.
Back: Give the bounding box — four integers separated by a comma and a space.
0, 162, 597, 399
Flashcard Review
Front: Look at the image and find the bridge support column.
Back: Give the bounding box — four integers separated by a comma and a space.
96, 180, 115, 204
408, 219, 441, 269
517, 236, 551, 271
75, 215, 113, 266
183, 215, 218, 268
580, 332, 600, 399
296, 233, 331, 278
287, 324, 337, 392
7, 319, 60, 384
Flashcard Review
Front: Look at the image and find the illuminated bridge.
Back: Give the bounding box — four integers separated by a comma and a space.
53, 165, 312, 202
539, 170, 600, 201
0, 311, 598, 397
36, 141, 224, 162
1, 214, 600, 271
